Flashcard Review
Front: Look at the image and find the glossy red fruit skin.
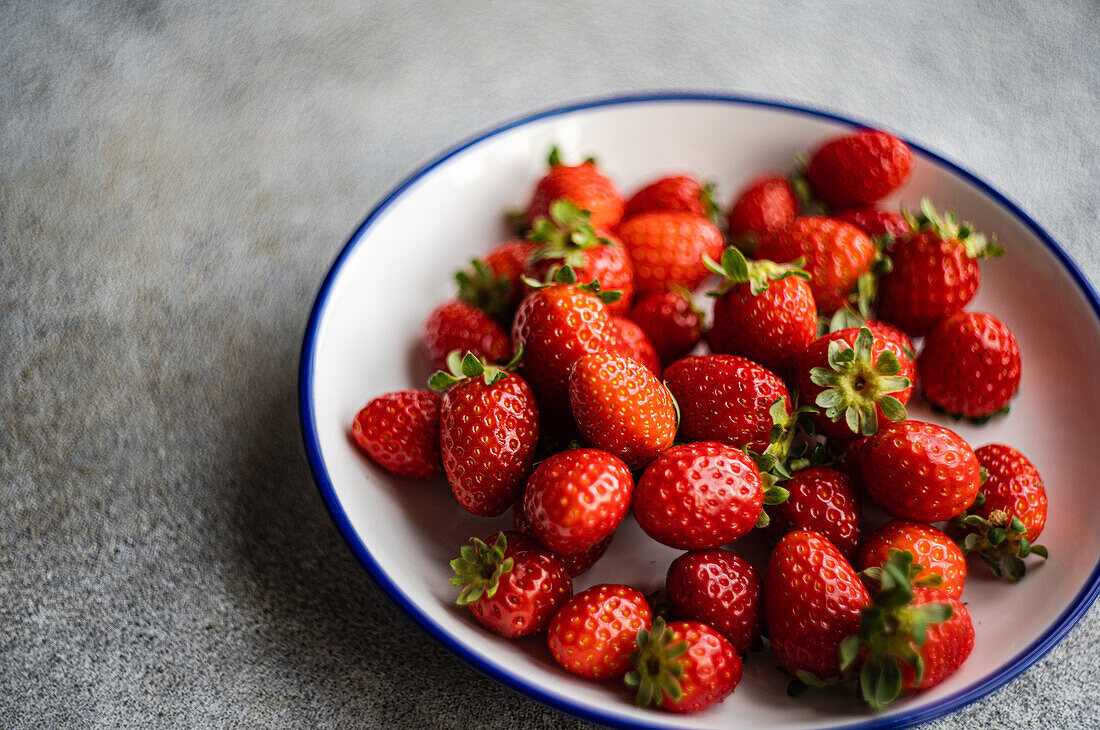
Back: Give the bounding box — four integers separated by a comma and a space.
666, 549, 763, 653
858, 520, 967, 599
522, 448, 634, 555
919, 311, 1022, 418
727, 174, 798, 244
484, 238, 540, 309
900, 587, 974, 690
866, 319, 916, 360
611, 316, 661, 375
512, 508, 613, 576
423, 300, 510, 370
466, 537, 572, 638
806, 130, 913, 207
352, 390, 442, 478
618, 212, 725, 295
523, 233, 635, 315
764, 531, 871, 679
627, 290, 702, 366
658, 622, 743, 713
568, 352, 677, 469
706, 275, 817, 379
547, 584, 653, 679
833, 207, 909, 240
526, 162, 624, 231
859, 420, 981, 522
663, 355, 791, 454
972, 444, 1047, 542
756, 216, 876, 314
634, 442, 763, 550
441, 374, 539, 517
624, 175, 709, 220
771, 468, 861, 560
877, 230, 980, 335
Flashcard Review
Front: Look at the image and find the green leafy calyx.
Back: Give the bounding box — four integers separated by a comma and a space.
624, 617, 690, 708
455, 258, 513, 323
904, 197, 1004, 259
520, 263, 621, 305
449, 533, 514, 605
809, 327, 909, 437
954, 508, 1048, 581
705, 246, 811, 297
528, 199, 613, 269
429, 348, 522, 391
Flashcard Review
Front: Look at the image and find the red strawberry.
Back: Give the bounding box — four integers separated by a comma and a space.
859, 420, 981, 522
806, 130, 913, 207
858, 520, 967, 598
919, 311, 1021, 418
627, 289, 703, 366
526, 147, 624, 231
898, 587, 974, 691
512, 508, 613, 576
459, 239, 539, 317
611, 315, 661, 375
351, 390, 442, 478
877, 198, 1002, 335
431, 353, 539, 516
547, 584, 653, 679
704, 247, 817, 379
423, 300, 510, 370
634, 442, 766, 550
770, 467, 861, 559
833, 207, 909, 241
450, 532, 571, 638
756, 216, 876, 314
522, 448, 633, 555
618, 211, 725, 294
865, 319, 916, 360
665, 549, 762, 653
626, 618, 742, 713
727, 174, 798, 252
623, 174, 717, 221
568, 351, 677, 469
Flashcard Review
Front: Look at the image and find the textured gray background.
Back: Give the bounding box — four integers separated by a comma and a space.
2, 1, 1098, 728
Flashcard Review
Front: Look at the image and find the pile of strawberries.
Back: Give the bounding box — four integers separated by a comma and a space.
351, 131, 1048, 715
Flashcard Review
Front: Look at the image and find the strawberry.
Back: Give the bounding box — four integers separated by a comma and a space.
422, 300, 510, 370
512, 507, 613, 576
756, 216, 876, 314
458, 239, 539, 317
805, 130, 913, 208
770, 467, 861, 559
526, 147, 624, 231
623, 174, 718, 221
618, 211, 725, 295
521, 448, 633, 555
431, 352, 539, 516
634, 442, 771, 550
450, 532, 572, 638
626, 618, 742, 713
627, 289, 703, 366
351, 390, 442, 478
919, 311, 1021, 419
877, 198, 1002, 335
665, 549, 762, 653
859, 420, 981, 522
568, 351, 677, 469
858, 521, 967, 598
833, 207, 909, 242
897, 587, 974, 691
547, 583, 653, 679
727, 174, 798, 252
611, 315, 661, 375
865, 319, 916, 360
704, 247, 816, 379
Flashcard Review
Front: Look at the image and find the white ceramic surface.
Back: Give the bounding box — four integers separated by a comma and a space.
300, 95, 1100, 730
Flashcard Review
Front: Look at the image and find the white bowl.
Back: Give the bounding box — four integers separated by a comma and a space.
299, 94, 1100, 729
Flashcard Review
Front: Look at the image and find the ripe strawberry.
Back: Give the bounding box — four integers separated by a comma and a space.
665, 549, 763, 653
422, 300, 510, 370
568, 351, 677, 469
623, 174, 718, 221
919, 311, 1021, 419
897, 587, 974, 691
512, 507, 613, 576
522, 448, 633, 555
351, 390, 442, 478
450, 532, 571, 638
704, 246, 817, 379
626, 618, 742, 713
458, 239, 539, 317
865, 319, 916, 360
806, 130, 913, 208
431, 353, 539, 516
858, 521, 967, 599
634, 442, 767, 550
877, 198, 1002, 335
833, 207, 909, 241
727, 174, 798, 252
756, 216, 876, 314
547, 583, 653, 679
526, 147, 624, 231
859, 420, 981, 522
611, 315, 661, 375
627, 289, 703, 366
618, 211, 725, 294
770, 467, 861, 559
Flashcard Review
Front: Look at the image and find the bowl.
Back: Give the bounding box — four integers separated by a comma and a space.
299, 93, 1100, 729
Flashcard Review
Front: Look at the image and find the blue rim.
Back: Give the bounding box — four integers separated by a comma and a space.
299, 92, 1100, 729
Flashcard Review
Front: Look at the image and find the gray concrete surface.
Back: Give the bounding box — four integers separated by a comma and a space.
2, 1, 1098, 727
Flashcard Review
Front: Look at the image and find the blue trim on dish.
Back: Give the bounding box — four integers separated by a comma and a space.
299, 92, 1100, 730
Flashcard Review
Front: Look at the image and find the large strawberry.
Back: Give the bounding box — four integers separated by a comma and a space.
618, 211, 725, 294
769, 467, 861, 559
611, 315, 661, 375
526, 147, 624, 230
547, 584, 653, 679
665, 548, 762, 653
727, 173, 798, 252
431, 352, 539, 516
351, 390, 442, 478
919, 311, 1021, 419
450, 532, 571, 638
805, 130, 913, 208
512, 507, 613, 576
422, 300, 510, 370
625, 618, 742, 713
627, 289, 702, 366
623, 174, 718, 221
858, 521, 967, 599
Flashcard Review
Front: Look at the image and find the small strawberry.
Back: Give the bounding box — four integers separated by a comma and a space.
919, 311, 1021, 419
351, 390, 442, 478
727, 174, 798, 252
611, 315, 661, 375
458, 239, 539, 318
547, 583, 653, 679
423, 300, 510, 370
665, 549, 763, 653
431, 352, 539, 516
625, 618, 742, 713
623, 174, 718, 222
858, 521, 967, 599
833, 207, 909, 241
618, 211, 725, 295
512, 507, 613, 576
859, 420, 981, 522
522, 448, 634, 555
770, 467, 861, 560
805, 130, 913, 208
568, 351, 677, 469
627, 289, 703, 366
526, 147, 624, 231
450, 532, 572, 638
